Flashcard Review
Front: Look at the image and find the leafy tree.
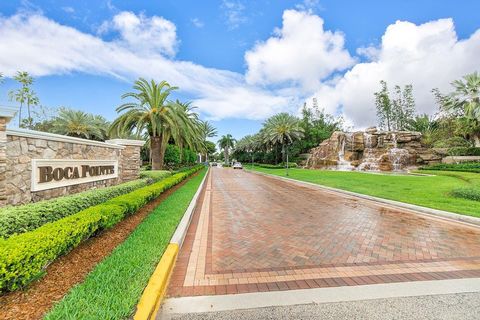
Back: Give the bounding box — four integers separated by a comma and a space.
164, 144, 181, 167
218, 134, 236, 164
375, 80, 415, 131
8, 71, 39, 129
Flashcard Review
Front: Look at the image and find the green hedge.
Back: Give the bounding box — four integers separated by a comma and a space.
0, 166, 203, 292
419, 162, 480, 173
451, 187, 480, 201
0, 171, 171, 239
139, 170, 171, 181
253, 162, 298, 169
447, 147, 480, 156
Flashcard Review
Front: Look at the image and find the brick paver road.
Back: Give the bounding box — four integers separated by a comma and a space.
168, 168, 480, 297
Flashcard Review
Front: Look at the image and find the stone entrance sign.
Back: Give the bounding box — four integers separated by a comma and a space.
0, 105, 146, 206
31, 159, 119, 191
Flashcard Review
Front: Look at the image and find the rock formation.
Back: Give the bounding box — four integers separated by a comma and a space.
305, 127, 443, 171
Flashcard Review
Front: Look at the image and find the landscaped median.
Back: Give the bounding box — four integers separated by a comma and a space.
247, 166, 480, 218
44, 167, 207, 320
0, 166, 203, 292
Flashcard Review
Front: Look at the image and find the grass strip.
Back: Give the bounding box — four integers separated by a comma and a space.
249, 166, 480, 218
45, 168, 207, 320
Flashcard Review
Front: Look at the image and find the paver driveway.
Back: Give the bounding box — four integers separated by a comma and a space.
168, 168, 480, 297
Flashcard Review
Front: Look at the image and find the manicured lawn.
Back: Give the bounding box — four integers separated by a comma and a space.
45, 168, 207, 320
249, 166, 480, 218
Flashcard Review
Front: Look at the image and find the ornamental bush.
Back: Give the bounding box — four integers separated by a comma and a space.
254, 162, 298, 169
451, 187, 480, 202
0, 166, 203, 292
447, 147, 480, 156
0, 171, 171, 239
419, 162, 480, 173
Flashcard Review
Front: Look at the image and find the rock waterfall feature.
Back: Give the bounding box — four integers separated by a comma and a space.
305, 127, 443, 171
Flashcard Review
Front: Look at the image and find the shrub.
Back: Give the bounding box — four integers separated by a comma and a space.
447, 147, 480, 156
0, 166, 203, 292
164, 144, 181, 166
419, 162, 480, 173
451, 187, 480, 201
254, 162, 298, 169
0, 174, 168, 239
433, 137, 471, 148
139, 170, 171, 181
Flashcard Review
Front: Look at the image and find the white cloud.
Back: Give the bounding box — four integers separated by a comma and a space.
295, 0, 322, 12
191, 18, 204, 28
61, 6, 75, 14
245, 10, 355, 91
308, 18, 480, 128
98, 11, 178, 56
0, 12, 290, 120
221, 0, 247, 30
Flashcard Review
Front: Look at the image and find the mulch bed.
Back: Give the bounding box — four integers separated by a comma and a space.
0, 177, 193, 320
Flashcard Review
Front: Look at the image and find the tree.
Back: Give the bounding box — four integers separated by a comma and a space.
109, 78, 181, 170
218, 134, 236, 164
438, 72, 480, 146
375, 80, 393, 131
51, 107, 109, 140
262, 113, 304, 170
8, 71, 39, 128
375, 80, 415, 131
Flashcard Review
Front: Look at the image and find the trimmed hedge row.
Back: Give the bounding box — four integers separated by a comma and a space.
419, 162, 480, 173
139, 170, 171, 181
447, 147, 480, 156
254, 162, 298, 169
0, 171, 172, 239
0, 166, 203, 292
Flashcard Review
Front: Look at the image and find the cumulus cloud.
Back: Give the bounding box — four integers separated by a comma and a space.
308, 18, 480, 128
98, 11, 178, 56
0, 12, 289, 120
245, 10, 355, 91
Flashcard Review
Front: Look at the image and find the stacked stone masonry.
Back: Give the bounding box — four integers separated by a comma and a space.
0, 125, 144, 206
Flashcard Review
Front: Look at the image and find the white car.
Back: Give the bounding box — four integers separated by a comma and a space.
233, 162, 243, 169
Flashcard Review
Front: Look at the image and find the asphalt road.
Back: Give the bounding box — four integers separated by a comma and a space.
164, 292, 480, 320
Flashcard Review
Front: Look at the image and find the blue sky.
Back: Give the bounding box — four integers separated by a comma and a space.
0, 0, 479, 141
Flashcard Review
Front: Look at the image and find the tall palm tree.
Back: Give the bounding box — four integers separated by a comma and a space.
262, 113, 304, 167
442, 72, 480, 146
51, 107, 108, 140
218, 134, 236, 164
201, 121, 218, 140
109, 78, 181, 170
8, 71, 38, 128
174, 100, 205, 162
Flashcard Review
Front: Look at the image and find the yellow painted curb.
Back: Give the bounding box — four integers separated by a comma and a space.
134, 243, 179, 320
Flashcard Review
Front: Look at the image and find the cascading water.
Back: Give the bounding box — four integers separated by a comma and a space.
358, 133, 379, 171
336, 134, 354, 171
389, 133, 410, 171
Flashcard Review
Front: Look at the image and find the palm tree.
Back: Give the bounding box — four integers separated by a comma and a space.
262, 113, 304, 172
109, 78, 191, 170
201, 121, 218, 140
8, 71, 38, 128
235, 134, 259, 166
218, 134, 236, 165
51, 107, 108, 140
442, 72, 480, 146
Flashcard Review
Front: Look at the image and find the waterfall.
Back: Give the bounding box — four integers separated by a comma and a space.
336, 134, 354, 171
389, 133, 409, 171
358, 133, 379, 171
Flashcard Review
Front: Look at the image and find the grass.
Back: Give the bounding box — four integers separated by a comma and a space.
248, 166, 480, 218
44, 168, 207, 320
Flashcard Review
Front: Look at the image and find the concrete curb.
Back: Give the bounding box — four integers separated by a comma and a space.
134, 168, 209, 320
161, 278, 480, 315
247, 169, 480, 228
170, 168, 209, 247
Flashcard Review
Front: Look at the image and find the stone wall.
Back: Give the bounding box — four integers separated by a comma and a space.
0, 121, 145, 206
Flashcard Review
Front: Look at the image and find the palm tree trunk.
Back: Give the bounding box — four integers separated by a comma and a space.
18, 102, 23, 127
151, 136, 162, 170
27, 103, 31, 129
224, 149, 228, 164
473, 133, 480, 147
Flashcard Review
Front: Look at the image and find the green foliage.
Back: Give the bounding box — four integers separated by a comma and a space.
183, 148, 197, 164
447, 147, 480, 156
419, 162, 480, 173
0, 166, 203, 292
45, 168, 207, 320
164, 144, 181, 165
375, 80, 416, 131
139, 170, 171, 180
252, 162, 298, 169
51, 108, 110, 141
433, 136, 471, 148
8, 71, 39, 128
0, 174, 168, 239
451, 187, 480, 201
218, 134, 236, 164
